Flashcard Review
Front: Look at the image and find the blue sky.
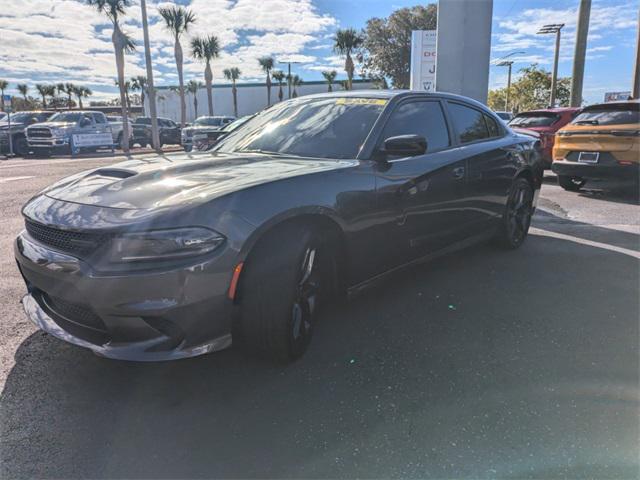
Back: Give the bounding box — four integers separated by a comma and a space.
0, 0, 637, 105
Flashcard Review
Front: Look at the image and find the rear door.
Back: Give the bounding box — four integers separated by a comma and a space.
446, 101, 516, 230
373, 98, 469, 265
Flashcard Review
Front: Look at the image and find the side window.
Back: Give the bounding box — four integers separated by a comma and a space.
448, 102, 490, 144
93, 113, 107, 124
380, 101, 450, 153
484, 114, 500, 137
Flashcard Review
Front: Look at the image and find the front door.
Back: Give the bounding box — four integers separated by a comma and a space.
373, 99, 469, 268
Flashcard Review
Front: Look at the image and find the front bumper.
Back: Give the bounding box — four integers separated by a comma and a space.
28, 137, 69, 148
15, 231, 236, 361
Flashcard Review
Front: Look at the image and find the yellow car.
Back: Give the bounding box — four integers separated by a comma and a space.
551, 100, 639, 191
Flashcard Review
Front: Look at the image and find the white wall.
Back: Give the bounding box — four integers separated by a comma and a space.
148, 80, 377, 122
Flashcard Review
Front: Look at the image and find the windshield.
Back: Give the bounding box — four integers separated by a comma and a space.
572, 104, 639, 126
194, 117, 223, 126
6, 113, 39, 123
509, 113, 559, 127
48, 112, 83, 123
214, 97, 387, 159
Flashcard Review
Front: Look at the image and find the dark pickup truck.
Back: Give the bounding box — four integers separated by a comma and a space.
0, 111, 55, 156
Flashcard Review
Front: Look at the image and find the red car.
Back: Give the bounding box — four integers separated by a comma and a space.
508, 107, 580, 167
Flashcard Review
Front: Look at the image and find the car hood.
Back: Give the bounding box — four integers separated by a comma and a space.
44, 152, 356, 210
0, 122, 26, 131
28, 122, 76, 129
184, 125, 221, 133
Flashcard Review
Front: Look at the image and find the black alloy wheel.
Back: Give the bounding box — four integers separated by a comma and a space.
496, 178, 534, 249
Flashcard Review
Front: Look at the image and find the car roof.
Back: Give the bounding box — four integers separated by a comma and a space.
299, 89, 497, 112
584, 99, 639, 108
515, 107, 580, 115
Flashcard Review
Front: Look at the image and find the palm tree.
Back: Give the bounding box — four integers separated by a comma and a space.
272, 70, 285, 102
74, 86, 92, 109
0, 80, 7, 112
86, 0, 135, 153
321, 70, 337, 92
54, 83, 66, 108
45, 85, 57, 107
17, 84, 28, 102
64, 83, 76, 109
187, 80, 203, 119
290, 75, 302, 98
257, 56, 274, 106
130, 75, 147, 114
191, 34, 220, 116
114, 79, 132, 109
223, 67, 240, 117
158, 5, 196, 127
35, 84, 48, 108
333, 28, 362, 90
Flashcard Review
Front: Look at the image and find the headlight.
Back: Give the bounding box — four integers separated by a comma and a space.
50, 128, 67, 137
108, 227, 225, 262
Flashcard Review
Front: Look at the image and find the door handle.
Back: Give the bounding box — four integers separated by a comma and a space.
452, 166, 465, 180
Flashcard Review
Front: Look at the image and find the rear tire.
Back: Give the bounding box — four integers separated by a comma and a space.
558, 175, 585, 191
237, 223, 330, 362
495, 178, 534, 249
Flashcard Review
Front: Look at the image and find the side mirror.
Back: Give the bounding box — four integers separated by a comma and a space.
29, 117, 39, 124
80, 117, 91, 127
381, 134, 427, 157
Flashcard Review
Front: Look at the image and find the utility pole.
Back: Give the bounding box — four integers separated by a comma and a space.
492, 51, 524, 112
633, 7, 640, 99
570, 0, 591, 107
537, 24, 564, 107
496, 61, 513, 111
140, 0, 161, 152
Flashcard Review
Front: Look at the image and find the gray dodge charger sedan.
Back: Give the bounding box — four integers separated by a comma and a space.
15, 91, 542, 362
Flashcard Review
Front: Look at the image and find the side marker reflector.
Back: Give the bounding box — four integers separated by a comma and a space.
228, 262, 244, 300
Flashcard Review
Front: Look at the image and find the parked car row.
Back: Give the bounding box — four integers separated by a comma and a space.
0, 111, 237, 156
503, 100, 638, 191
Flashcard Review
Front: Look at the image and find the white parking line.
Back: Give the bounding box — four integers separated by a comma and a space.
0, 175, 35, 183
530, 227, 640, 259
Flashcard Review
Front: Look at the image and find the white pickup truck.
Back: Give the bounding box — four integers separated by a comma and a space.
26, 111, 114, 157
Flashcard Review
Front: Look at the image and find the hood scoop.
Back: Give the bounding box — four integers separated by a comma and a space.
89, 168, 136, 179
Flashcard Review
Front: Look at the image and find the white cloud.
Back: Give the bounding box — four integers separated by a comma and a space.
0, 0, 337, 99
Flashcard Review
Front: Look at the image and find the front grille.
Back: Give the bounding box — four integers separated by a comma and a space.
43, 293, 107, 332
28, 128, 52, 138
25, 219, 108, 256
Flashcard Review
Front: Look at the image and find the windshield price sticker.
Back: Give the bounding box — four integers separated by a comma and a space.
335, 98, 388, 106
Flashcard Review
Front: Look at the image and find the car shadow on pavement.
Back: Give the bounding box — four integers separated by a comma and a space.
542, 174, 640, 207
1, 222, 639, 479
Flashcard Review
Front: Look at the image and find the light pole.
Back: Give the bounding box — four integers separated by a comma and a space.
632, 7, 640, 99
279, 60, 300, 99
537, 23, 564, 107
492, 51, 525, 112
140, 0, 160, 152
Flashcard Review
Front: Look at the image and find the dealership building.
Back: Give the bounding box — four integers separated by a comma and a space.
148, 79, 377, 122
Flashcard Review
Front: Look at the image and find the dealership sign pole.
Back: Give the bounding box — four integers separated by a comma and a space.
410, 30, 437, 91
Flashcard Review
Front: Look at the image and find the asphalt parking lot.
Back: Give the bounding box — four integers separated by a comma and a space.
0, 155, 638, 479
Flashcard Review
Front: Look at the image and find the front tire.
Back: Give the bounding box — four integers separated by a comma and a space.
558, 175, 585, 191
237, 224, 329, 362
13, 136, 28, 156
495, 178, 534, 249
